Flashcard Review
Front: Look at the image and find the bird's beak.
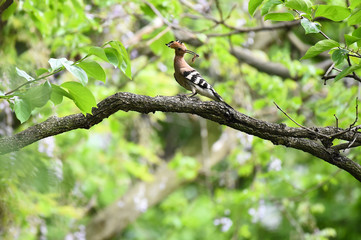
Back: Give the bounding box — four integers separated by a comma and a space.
185, 50, 199, 58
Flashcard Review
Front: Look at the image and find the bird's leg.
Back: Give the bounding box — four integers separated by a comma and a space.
186, 92, 198, 98
188, 89, 198, 98
176, 92, 196, 100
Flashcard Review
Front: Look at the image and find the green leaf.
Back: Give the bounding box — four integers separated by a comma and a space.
104, 47, 119, 68
23, 81, 52, 108
50, 89, 63, 105
315, 5, 350, 21
349, 0, 361, 10
348, 8, 361, 25
51, 84, 73, 99
300, 18, 321, 34
50, 90, 63, 105
249, 0, 264, 16
36, 68, 49, 76
109, 41, 129, 61
345, 34, 361, 46
332, 49, 349, 65
16, 67, 34, 81
335, 65, 361, 81
61, 59, 88, 86
285, 0, 313, 13
61, 81, 97, 114
50, 84, 73, 105
352, 27, 361, 38
14, 98, 32, 123
261, 0, 283, 16
77, 60, 106, 83
351, 28, 361, 47
88, 47, 108, 62
301, 39, 340, 59
264, 12, 295, 21
48, 58, 65, 71
109, 41, 132, 79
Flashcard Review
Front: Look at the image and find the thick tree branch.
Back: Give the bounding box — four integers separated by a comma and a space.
206, 21, 300, 37
1, 92, 361, 181
230, 46, 298, 80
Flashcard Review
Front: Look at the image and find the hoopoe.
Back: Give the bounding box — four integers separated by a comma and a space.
166, 40, 233, 109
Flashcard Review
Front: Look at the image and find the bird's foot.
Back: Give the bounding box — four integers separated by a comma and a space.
177, 93, 198, 99
176, 93, 189, 100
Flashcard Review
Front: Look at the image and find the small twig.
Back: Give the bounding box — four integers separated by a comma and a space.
319, 31, 330, 40
143, 0, 180, 30
294, 9, 331, 41
146, 26, 171, 45
273, 102, 331, 139
349, 50, 361, 58
4, 53, 91, 96
348, 54, 361, 58
324, 63, 335, 77
224, 3, 237, 21
181, 0, 299, 37
329, 98, 360, 139
332, 125, 361, 151
350, 97, 359, 128
179, 0, 221, 23
323, 63, 335, 85
5, 68, 63, 96
329, 125, 361, 138
333, 67, 343, 72
321, 74, 361, 83
215, 0, 224, 21
346, 134, 359, 150
332, 98, 360, 138
332, 141, 361, 151
334, 114, 339, 129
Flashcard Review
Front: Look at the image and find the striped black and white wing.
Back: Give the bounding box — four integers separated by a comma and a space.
182, 70, 223, 102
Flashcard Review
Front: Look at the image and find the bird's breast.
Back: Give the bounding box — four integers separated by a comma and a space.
174, 71, 192, 91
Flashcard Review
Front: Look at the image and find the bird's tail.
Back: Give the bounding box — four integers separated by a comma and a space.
221, 100, 234, 110
211, 89, 234, 110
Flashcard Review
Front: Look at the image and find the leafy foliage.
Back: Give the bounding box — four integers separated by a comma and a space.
1, 40, 131, 121
260, 0, 361, 84
314, 5, 350, 21
301, 39, 340, 59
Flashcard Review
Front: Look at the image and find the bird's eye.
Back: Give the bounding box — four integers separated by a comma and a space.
177, 48, 181, 50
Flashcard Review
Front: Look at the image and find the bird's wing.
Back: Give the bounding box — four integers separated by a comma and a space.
182, 70, 223, 102
174, 72, 192, 91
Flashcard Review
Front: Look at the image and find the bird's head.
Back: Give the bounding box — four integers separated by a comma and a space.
166, 40, 199, 60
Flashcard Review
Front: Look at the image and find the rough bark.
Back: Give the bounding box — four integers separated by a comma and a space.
1, 92, 361, 182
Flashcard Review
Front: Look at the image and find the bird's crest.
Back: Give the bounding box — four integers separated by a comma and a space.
165, 40, 184, 48
166, 40, 199, 62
